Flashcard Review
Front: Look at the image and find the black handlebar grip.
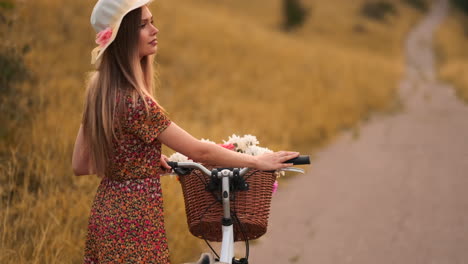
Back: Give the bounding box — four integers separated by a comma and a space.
167, 161, 193, 176
284, 155, 310, 165
167, 161, 178, 169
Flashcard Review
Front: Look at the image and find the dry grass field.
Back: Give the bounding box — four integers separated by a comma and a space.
435, 5, 468, 102
1, 0, 424, 263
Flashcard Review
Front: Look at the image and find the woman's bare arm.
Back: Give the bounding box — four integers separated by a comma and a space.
157, 122, 298, 171
72, 124, 95, 176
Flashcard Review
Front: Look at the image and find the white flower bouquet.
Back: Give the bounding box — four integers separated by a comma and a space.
168, 134, 285, 192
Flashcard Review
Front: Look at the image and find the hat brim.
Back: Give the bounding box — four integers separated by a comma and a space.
91, 0, 154, 66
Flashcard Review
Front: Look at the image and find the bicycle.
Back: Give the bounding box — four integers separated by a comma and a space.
168, 155, 311, 264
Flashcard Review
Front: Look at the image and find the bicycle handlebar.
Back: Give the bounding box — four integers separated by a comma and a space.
167, 155, 310, 177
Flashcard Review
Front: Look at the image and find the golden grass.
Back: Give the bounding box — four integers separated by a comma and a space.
1, 0, 423, 263
435, 8, 468, 102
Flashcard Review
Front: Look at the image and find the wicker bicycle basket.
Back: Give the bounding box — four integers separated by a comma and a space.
178, 165, 276, 242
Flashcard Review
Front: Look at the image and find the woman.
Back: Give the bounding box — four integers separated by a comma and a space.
72, 0, 299, 263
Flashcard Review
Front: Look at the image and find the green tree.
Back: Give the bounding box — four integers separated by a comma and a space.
282, 0, 308, 31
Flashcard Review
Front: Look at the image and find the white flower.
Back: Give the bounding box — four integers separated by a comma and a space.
274, 170, 286, 178
224, 134, 260, 153
200, 138, 216, 144
168, 152, 192, 162
224, 134, 241, 145
243, 134, 259, 147
245, 145, 272, 156
224, 134, 242, 152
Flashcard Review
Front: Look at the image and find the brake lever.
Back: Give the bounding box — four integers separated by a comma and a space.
174, 167, 193, 176
278, 167, 305, 174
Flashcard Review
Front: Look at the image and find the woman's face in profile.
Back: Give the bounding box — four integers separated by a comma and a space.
139, 6, 159, 58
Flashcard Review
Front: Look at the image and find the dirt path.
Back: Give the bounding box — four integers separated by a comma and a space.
250, 0, 468, 263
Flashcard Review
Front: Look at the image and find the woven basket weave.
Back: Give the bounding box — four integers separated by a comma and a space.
178, 166, 276, 242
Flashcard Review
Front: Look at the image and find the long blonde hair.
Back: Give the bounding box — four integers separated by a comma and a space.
82, 6, 162, 177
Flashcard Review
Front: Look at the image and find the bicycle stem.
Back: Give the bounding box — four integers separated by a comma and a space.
220, 170, 232, 220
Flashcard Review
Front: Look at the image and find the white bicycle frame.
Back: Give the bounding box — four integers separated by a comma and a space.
219, 170, 235, 263
175, 162, 305, 264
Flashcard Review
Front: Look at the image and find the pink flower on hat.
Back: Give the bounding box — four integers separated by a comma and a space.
95, 27, 113, 47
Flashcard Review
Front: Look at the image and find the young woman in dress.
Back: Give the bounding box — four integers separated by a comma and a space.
72, 0, 299, 262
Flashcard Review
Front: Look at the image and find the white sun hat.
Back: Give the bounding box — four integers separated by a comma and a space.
90, 0, 153, 65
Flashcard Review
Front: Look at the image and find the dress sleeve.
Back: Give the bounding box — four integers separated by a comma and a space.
125, 95, 171, 144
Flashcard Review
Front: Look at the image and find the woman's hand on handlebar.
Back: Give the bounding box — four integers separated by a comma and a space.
254, 151, 300, 171
160, 154, 172, 173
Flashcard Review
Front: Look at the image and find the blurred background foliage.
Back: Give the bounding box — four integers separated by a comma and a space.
1, 0, 465, 263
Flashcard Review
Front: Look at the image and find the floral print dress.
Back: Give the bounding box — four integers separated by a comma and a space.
84, 93, 172, 264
